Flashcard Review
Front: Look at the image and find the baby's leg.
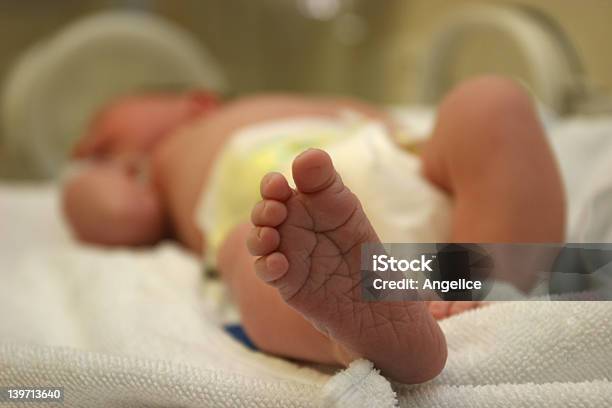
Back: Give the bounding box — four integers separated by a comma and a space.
63, 160, 166, 246
421, 75, 565, 292
422, 75, 564, 242
239, 150, 446, 384
218, 223, 343, 365
223, 77, 564, 382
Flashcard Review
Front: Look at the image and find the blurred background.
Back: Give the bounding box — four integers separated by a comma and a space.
1, 0, 612, 179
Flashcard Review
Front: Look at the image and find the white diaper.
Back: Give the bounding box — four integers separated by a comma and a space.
323, 121, 452, 243
196, 114, 452, 267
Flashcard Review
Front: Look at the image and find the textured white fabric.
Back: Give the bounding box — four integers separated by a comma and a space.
322, 360, 398, 407
0, 183, 393, 407
398, 301, 612, 407
2, 183, 612, 407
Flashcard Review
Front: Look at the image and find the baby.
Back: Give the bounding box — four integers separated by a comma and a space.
63, 76, 565, 383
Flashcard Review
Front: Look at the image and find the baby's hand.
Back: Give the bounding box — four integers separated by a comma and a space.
72, 91, 219, 158
62, 160, 164, 245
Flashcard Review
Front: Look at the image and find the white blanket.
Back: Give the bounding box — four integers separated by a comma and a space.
1, 184, 611, 407
0, 184, 396, 407
400, 301, 612, 407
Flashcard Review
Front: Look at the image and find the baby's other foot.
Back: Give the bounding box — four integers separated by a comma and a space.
428, 301, 484, 320
247, 148, 447, 383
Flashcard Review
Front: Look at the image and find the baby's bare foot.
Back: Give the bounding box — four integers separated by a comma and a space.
247, 148, 447, 383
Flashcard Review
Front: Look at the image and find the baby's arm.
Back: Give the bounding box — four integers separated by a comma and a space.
63, 90, 220, 247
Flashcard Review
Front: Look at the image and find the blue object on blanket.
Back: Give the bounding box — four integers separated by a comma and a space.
224, 324, 258, 351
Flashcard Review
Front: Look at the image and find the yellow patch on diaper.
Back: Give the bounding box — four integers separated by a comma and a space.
202, 126, 354, 263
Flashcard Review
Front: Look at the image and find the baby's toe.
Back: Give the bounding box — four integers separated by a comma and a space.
449, 301, 481, 316
292, 148, 335, 193
247, 226, 280, 256
254, 252, 289, 282
428, 301, 452, 320
260, 172, 292, 201
251, 199, 287, 227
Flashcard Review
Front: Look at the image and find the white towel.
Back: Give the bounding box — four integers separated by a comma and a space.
0, 181, 392, 407
322, 360, 397, 407
397, 301, 612, 407
0, 240, 400, 407
2, 240, 611, 407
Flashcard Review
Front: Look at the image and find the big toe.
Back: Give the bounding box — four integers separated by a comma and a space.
292, 149, 336, 194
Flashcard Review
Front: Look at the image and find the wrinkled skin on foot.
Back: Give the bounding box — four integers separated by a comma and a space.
247, 149, 447, 383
